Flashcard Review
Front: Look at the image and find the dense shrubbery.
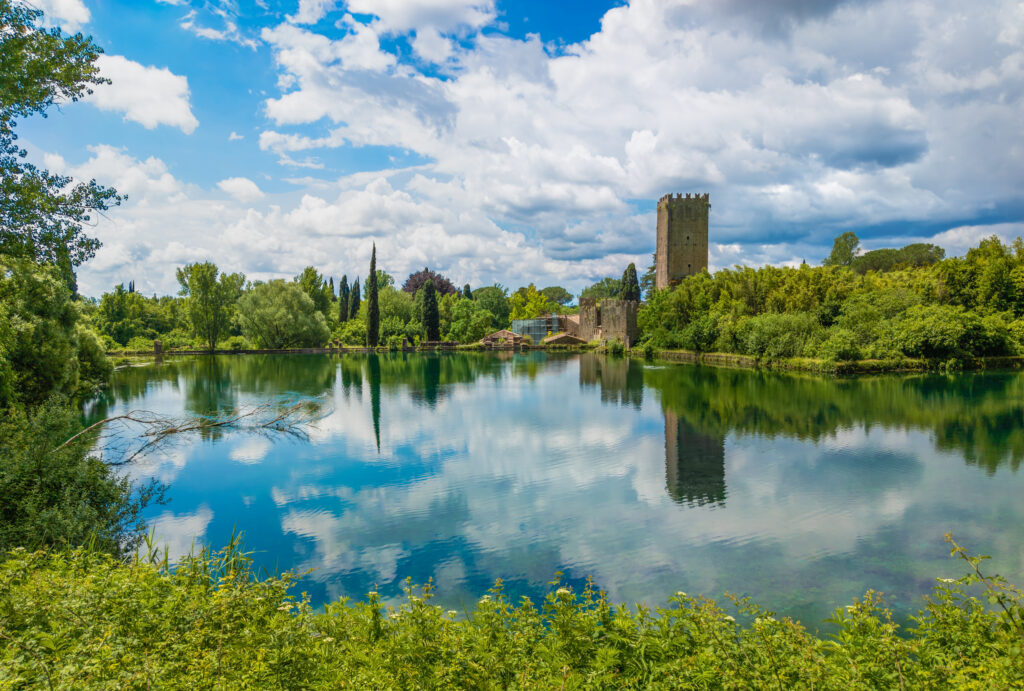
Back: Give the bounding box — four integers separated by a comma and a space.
2, 538, 1023, 689
640, 236, 1024, 363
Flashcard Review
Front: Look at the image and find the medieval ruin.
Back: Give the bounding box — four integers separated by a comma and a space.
656, 192, 710, 290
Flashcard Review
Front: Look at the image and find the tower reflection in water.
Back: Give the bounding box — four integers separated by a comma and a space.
578, 353, 726, 506
663, 410, 726, 507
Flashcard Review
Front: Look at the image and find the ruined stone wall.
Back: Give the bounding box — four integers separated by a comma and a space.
578, 298, 600, 341
656, 193, 710, 290
599, 299, 638, 347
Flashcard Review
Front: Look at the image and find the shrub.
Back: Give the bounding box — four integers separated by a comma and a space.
1, 537, 1023, 688
737, 312, 824, 359
222, 335, 249, 352
817, 328, 862, 362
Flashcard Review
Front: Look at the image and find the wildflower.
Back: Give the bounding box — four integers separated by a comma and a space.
368, 591, 378, 598
323, 637, 335, 643
723, 615, 735, 622
447, 610, 457, 617
480, 595, 491, 603
556, 588, 571, 598
938, 578, 956, 584
277, 603, 293, 611
675, 591, 687, 598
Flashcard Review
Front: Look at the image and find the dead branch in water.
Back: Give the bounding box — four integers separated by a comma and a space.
56, 397, 328, 465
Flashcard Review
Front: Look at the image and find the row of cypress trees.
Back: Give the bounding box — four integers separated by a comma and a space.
363, 243, 441, 347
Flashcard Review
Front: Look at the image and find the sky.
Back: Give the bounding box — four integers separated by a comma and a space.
22, 0, 1024, 298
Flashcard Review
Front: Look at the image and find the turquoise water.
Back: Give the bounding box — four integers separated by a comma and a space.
86, 353, 1024, 629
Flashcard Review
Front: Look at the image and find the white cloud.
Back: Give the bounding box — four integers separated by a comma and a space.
346, 0, 495, 34
229, 131, 244, 141
33, 0, 90, 32
217, 177, 265, 202
288, 0, 339, 25
178, 6, 260, 49
89, 55, 199, 134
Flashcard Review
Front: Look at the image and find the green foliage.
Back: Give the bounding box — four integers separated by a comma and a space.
823, 231, 860, 267
294, 266, 329, 316
177, 262, 245, 351
2, 539, 1024, 688
348, 278, 360, 320
540, 285, 573, 306
462, 283, 472, 300
509, 284, 556, 321
0, 400, 157, 555
93, 284, 145, 346
473, 285, 510, 329
0, 1, 122, 291
236, 280, 330, 349
580, 276, 621, 301
446, 297, 493, 343
620, 263, 641, 302
366, 244, 379, 347
639, 235, 1024, 364
0, 256, 108, 405
422, 279, 440, 342
337, 275, 350, 323
850, 243, 945, 274
402, 267, 457, 296
640, 252, 657, 300
337, 315, 367, 346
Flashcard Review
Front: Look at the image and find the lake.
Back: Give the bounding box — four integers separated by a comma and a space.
85, 352, 1024, 630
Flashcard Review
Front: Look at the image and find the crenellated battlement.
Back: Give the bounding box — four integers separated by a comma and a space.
658, 192, 710, 205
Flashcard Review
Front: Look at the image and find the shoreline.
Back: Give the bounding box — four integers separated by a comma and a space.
105, 345, 1024, 375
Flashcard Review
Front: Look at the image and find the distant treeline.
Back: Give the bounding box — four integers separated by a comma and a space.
639, 233, 1024, 365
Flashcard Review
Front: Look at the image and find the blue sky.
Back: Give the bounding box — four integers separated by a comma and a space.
23, 0, 1024, 297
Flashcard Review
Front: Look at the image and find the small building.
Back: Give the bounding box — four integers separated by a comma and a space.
510, 314, 566, 344
480, 329, 527, 348
542, 332, 586, 346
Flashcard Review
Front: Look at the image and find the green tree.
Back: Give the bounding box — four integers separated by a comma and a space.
94, 284, 147, 346
236, 280, 330, 349
348, 278, 360, 320
474, 285, 510, 328
580, 277, 621, 301
295, 266, 330, 316
0, 257, 111, 406
402, 267, 457, 295
0, 2, 122, 291
375, 269, 394, 289
176, 262, 245, 351
640, 252, 657, 299
509, 284, 554, 320
620, 263, 641, 302
447, 298, 493, 343
540, 286, 573, 306
327, 276, 336, 301
367, 244, 379, 348
338, 275, 350, 323
824, 231, 860, 267
463, 283, 473, 300
422, 279, 440, 341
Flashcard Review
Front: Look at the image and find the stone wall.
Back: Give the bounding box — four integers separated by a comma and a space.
656, 193, 710, 290
578, 298, 600, 341
599, 298, 638, 347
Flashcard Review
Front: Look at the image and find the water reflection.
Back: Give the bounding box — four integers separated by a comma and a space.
86, 353, 1024, 629
664, 411, 726, 507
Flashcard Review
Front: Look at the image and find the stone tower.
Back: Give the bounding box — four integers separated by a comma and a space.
655, 193, 710, 290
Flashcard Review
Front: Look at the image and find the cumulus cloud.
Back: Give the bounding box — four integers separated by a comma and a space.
33, 0, 90, 31
89, 55, 199, 134
288, 0, 339, 25
71, 0, 1024, 296
217, 177, 265, 202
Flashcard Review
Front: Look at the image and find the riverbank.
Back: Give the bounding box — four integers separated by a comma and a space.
651, 348, 1024, 374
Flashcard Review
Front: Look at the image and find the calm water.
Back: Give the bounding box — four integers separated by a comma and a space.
85, 353, 1024, 629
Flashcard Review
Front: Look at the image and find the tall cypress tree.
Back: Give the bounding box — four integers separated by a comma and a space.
328, 276, 336, 301
348, 278, 361, 320
367, 244, 379, 347
621, 263, 641, 302
422, 279, 440, 342
462, 283, 472, 300
338, 275, 349, 322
